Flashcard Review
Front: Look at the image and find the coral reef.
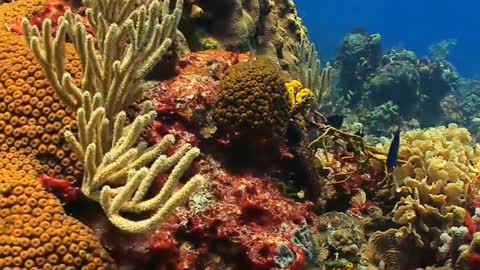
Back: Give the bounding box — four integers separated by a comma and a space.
148, 163, 317, 270
367, 49, 420, 115
0, 0, 479, 270
334, 30, 382, 107
330, 31, 460, 136
0, 151, 115, 269
363, 101, 401, 135
181, 0, 308, 70
0, 7, 81, 180
24, 0, 206, 233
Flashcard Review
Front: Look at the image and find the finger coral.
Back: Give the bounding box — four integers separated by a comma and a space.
288, 39, 332, 109
0, 151, 116, 270
0, 29, 82, 180
212, 58, 290, 140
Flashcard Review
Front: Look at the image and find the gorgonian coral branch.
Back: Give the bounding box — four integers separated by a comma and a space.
22, 0, 205, 234
289, 38, 332, 109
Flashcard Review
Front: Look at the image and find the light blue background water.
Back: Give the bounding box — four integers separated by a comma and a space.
295, 0, 480, 78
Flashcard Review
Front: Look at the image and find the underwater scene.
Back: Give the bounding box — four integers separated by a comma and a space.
0, 0, 479, 270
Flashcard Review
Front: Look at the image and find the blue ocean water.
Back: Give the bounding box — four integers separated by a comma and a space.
296, 0, 480, 78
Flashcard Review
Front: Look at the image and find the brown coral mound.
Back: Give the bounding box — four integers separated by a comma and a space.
212, 58, 290, 139
0, 151, 116, 270
183, 0, 307, 69
0, 30, 82, 180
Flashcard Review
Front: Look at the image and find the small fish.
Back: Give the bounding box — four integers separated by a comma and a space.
386, 127, 401, 171
326, 114, 344, 129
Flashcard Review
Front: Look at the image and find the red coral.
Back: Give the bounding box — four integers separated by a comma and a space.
328, 149, 383, 194
467, 252, 480, 268
150, 120, 200, 153
149, 166, 316, 270
467, 174, 480, 211
38, 174, 82, 203
151, 51, 254, 123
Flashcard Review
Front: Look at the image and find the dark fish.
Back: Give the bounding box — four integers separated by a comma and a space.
326, 115, 344, 129
386, 127, 401, 171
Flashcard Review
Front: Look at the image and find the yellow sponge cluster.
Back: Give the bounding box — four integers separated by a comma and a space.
285, 79, 315, 110
0, 151, 116, 270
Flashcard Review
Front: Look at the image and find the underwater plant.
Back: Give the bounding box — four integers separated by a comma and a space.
22, 0, 205, 233
289, 38, 333, 109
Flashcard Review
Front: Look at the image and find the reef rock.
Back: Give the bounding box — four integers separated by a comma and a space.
181, 0, 307, 70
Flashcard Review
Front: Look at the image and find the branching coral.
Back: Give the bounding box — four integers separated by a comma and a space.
0, 151, 116, 270
23, 0, 205, 233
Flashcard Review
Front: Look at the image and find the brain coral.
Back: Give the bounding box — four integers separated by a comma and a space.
0, 29, 82, 180
0, 151, 116, 270
212, 58, 290, 139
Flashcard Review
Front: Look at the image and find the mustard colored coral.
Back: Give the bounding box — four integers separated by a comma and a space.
367, 124, 479, 266
391, 123, 479, 207
213, 58, 290, 138
0, 30, 82, 180
0, 151, 116, 270
0, 0, 46, 28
